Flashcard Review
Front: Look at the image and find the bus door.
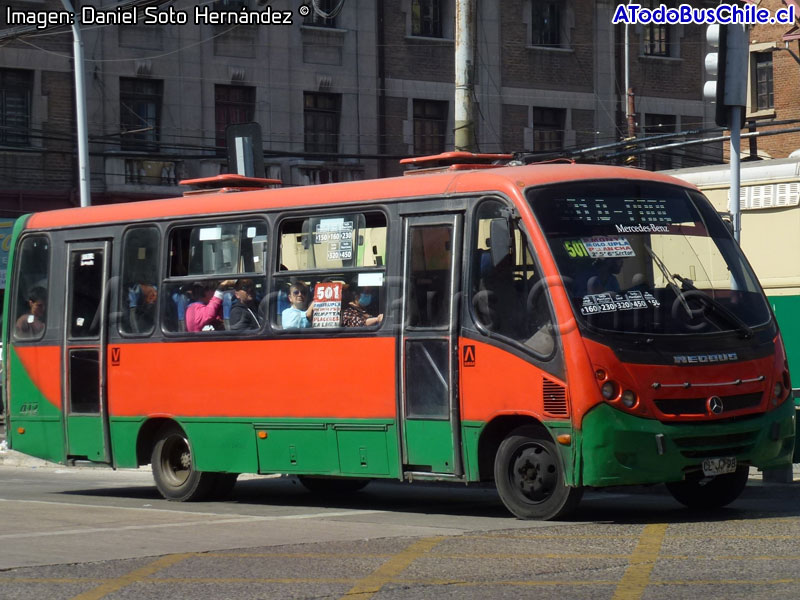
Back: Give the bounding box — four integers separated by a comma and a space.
400, 214, 463, 476
62, 241, 112, 463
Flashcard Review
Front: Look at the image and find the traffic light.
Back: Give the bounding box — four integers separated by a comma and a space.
704, 24, 748, 128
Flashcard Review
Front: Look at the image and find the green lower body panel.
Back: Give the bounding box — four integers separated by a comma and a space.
253, 420, 399, 478
9, 417, 65, 464
111, 417, 401, 478
579, 400, 796, 487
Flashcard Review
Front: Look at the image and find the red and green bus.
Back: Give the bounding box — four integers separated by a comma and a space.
2, 156, 794, 519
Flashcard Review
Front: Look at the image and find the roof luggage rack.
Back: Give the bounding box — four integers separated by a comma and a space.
179, 174, 282, 195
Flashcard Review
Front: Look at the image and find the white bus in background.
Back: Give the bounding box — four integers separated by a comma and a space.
664, 158, 800, 420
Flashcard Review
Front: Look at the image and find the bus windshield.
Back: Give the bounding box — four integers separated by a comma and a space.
528, 180, 772, 336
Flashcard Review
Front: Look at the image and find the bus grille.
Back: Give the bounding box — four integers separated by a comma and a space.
671, 430, 759, 459
543, 379, 568, 416
654, 392, 763, 416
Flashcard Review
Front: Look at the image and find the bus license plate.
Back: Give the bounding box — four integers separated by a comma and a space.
702, 457, 737, 477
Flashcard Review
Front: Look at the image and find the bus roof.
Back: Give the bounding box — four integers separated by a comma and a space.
25, 163, 697, 230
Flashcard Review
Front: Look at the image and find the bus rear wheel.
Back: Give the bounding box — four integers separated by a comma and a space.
665, 466, 749, 510
151, 425, 214, 501
494, 426, 583, 520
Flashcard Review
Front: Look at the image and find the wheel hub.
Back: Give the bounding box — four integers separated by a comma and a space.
512, 445, 557, 503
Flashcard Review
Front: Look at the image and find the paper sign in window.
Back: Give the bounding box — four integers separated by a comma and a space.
581, 236, 635, 258
312, 282, 343, 328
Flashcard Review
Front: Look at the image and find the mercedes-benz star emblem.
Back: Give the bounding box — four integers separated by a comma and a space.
707, 396, 724, 415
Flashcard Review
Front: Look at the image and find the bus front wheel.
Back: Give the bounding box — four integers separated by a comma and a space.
151, 425, 214, 501
665, 466, 749, 510
494, 426, 583, 520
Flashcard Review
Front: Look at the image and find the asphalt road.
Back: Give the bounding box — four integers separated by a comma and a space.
0, 456, 799, 600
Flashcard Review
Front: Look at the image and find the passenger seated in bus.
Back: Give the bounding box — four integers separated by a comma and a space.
281, 281, 314, 329
185, 279, 236, 332
342, 284, 383, 327
575, 257, 623, 297
15, 286, 46, 338
230, 279, 261, 331
128, 282, 157, 333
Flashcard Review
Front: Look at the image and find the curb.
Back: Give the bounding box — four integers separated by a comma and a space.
0, 449, 56, 468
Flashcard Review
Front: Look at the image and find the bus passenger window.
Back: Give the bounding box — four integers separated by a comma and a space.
273, 212, 387, 331
11, 236, 50, 341
162, 219, 267, 334
120, 227, 160, 335
471, 201, 555, 356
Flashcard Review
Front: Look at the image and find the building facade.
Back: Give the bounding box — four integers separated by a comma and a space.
743, 0, 800, 159
0, 0, 716, 217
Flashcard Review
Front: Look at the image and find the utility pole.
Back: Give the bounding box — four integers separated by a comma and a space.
623, 5, 637, 165
60, 0, 91, 207
454, 0, 476, 151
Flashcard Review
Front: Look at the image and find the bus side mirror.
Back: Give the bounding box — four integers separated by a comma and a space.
489, 218, 513, 267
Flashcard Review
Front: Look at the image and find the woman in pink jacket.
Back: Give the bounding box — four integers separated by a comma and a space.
185, 279, 236, 332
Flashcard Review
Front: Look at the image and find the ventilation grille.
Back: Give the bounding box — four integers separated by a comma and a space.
654, 392, 762, 416
543, 379, 568, 416
733, 182, 800, 210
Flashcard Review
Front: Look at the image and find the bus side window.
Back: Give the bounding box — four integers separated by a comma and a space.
471, 200, 555, 357
162, 220, 267, 334
273, 212, 387, 331
120, 227, 160, 336
11, 236, 50, 341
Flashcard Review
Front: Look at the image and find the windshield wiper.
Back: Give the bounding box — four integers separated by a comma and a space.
644, 245, 692, 317
672, 274, 754, 339
645, 244, 753, 338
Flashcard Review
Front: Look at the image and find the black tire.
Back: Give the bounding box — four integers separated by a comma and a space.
151, 425, 215, 501
665, 465, 749, 510
298, 476, 370, 495
494, 425, 583, 520
208, 473, 239, 500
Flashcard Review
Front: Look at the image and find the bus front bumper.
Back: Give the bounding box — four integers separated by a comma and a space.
578, 400, 796, 488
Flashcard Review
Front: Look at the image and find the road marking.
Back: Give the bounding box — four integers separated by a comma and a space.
0, 496, 385, 519
0, 507, 384, 540
68, 553, 194, 600
612, 523, 667, 600
340, 536, 444, 599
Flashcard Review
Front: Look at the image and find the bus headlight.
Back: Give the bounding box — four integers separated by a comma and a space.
601, 381, 619, 400
621, 389, 637, 408
772, 381, 784, 405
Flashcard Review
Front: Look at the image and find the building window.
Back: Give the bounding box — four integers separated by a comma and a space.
643, 113, 676, 171
413, 99, 447, 155
120, 78, 163, 151
215, 85, 256, 152
0, 69, 33, 147
532, 107, 564, 152
304, 0, 337, 27
304, 92, 341, 154
411, 0, 442, 38
531, 0, 561, 46
754, 52, 774, 111
642, 0, 669, 56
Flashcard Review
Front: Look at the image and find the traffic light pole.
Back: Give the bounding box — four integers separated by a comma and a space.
730, 105, 741, 243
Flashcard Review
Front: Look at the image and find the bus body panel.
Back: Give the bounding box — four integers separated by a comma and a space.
107, 337, 396, 419
579, 399, 795, 487
6, 345, 65, 463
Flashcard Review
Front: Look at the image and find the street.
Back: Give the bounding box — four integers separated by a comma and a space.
0, 457, 799, 600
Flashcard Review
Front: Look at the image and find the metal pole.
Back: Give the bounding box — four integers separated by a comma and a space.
454, 0, 476, 151
729, 105, 741, 243
60, 0, 91, 207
